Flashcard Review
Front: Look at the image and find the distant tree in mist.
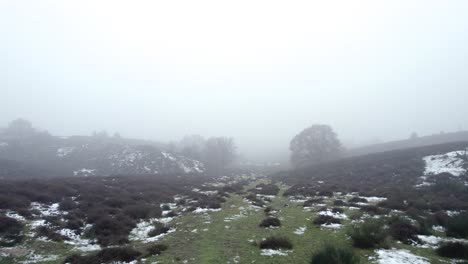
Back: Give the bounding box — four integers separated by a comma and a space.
410, 132, 418, 140
5, 118, 35, 136
179, 134, 206, 160
290, 124, 343, 168
203, 137, 236, 175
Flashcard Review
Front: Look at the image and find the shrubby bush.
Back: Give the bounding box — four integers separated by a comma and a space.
259, 217, 281, 228
146, 243, 168, 256
304, 198, 324, 207
311, 244, 361, 264
446, 213, 468, 238
313, 215, 341, 226
348, 197, 367, 203
436, 242, 468, 260
348, 219, 388, 249
259, 236, 293, 250
148, 222, 171, 237
388, 217, 420, 244
333, 200, 346, 206
0, 216, 23, 246
35, 226, 67, 242
64, 246, 142, 264
249, 183, 280, 196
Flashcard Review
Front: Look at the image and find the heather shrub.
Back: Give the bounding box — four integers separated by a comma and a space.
436, 242, 468, 260
348, 219, 388, 249
311, 244, 361, 264
313, 215, 341, 226
259, 217, 281, 228
259, 236, 293, 250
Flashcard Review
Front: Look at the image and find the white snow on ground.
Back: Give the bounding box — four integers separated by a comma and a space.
30, 202, 63, 216
57, 227, 101, 252
56, 147, 74, 157
321, 223, 342, 229
293, 226, 306, 235
423, 150, 467, 176
224, 213, 247, 222
370, 249, 430, 264
318, 210, 348, 219
446, 210, 461, 217
359, 196, 387, 203
193, 208, 222, 214
129, 218, 175, 243
432, 225, 446, 232
5, 211, 26, 221
260, 249, 292, 256
416, 235, 468, 249
19, 253, 59, 264
73, 168, 96, 176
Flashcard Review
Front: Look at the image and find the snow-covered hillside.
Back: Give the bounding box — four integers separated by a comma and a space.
0, 136, 205, 177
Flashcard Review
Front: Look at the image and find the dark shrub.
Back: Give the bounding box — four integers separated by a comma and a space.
161, 204, 171, 211
146, 243, 168, 256
259, 236, 293, 250
259, 217, 281, 228
446, 213, 468, 238
360, 205, 386, 215
264, 206, 273, 215
388, 218, 420, 244
304, 198, 324, 207
0, 216, 23, 246
123, 204, 159, 220
334, 200, 346, 206
311, 244, 361, 264
348, 197, 367, 203
165, 211, 177, 217
245, 193, 265, 207
318, 191, 333, 197
35, 226, 67, 242
331, 207, 344, 214
63, 254, 100, 264
148, 223, 171, 237
436, 242, 468, 260
96, 247, 141, 263
348, 219, 388, 249
91, 216, 134, 246
59, 198, 77, 211
313, 215, 341, 226
250, 183, 280, 196
378, 199, 407, 210
64, 246, 142, 264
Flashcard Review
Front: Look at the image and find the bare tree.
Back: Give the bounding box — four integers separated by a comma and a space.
203, 137, 236, 175
290, 124, 343, 168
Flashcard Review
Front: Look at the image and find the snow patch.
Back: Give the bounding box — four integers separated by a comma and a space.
293, 226, 306, 235
260, 249, 291, 256
423, 150, 467, 177
370, 249, 429, 264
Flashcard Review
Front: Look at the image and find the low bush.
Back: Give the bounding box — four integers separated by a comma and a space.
446, 213, 468, 238
148, 223, 171, 237
259, 236, 293, 250
360, 205, 386, 215
313, 215, 341, 226
259, 217, 281, 228
245, 193, 265, 207
388, 218, 420, 244
348, 197, 367, 203
311, 244, 361, 264
146, 243, 168, 256
250, 183, 280, 196
0, 216, 23, 246
333, 200, 346, 206
304, 198, 324, 207
348, 219, 388, 249
35, 226, 67, 242
64, 246, 142, 264
436, 242, 468, 260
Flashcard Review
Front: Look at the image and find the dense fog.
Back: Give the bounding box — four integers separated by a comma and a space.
2, 1, 468, 162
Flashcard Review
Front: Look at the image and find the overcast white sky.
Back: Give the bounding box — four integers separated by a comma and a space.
1, 1, 468, 161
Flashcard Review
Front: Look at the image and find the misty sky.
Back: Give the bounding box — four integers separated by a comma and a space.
1, 1, 468, 161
